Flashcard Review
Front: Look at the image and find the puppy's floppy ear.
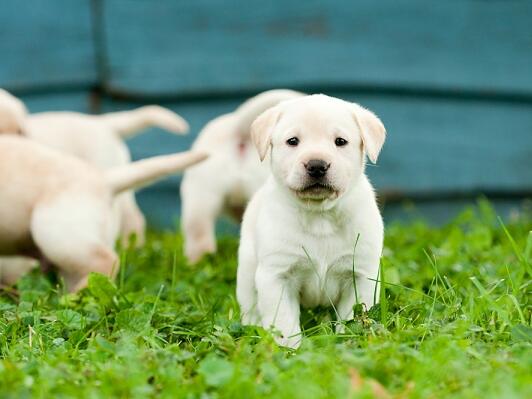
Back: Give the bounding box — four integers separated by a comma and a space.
0, 89, 29, 135
350, 103, 386, 164
250, 106, 281, 161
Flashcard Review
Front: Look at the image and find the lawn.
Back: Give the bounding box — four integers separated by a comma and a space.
0, 201, 531, 398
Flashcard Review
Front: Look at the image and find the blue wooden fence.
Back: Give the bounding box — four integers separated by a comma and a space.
1, 0, 531, 227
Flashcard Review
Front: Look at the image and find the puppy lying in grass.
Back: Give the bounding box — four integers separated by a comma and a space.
0, 88, 189, 244
237, 94, 386, 349
0, 135, 206, 292
181, 89, 304, 263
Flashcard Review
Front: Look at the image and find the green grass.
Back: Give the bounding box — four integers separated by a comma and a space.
1, 201, 531, 398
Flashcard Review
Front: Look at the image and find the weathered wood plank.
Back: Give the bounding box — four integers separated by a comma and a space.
19, 91, 93, 114
346, 94, 532, 195
102, 0, 532, 97
0, 0, 96, 91
136, 188, 529, 230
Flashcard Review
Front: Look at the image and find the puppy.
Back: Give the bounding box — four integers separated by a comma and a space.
0, 135, 206, 292
236, 94, 386, 349
0, 88, 189, 244
181, 89, 304, 263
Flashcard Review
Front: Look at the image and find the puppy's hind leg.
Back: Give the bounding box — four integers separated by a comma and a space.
180, 175, 223, 264
61, 245, 118, 292
117, 191, 146, 247
31, 195, 119, 292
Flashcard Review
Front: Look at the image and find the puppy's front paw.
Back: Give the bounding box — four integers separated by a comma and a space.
185, 244, 215, 265
335, 323, 346, 334
275, 334, 301, 350
241, 311, 261, 326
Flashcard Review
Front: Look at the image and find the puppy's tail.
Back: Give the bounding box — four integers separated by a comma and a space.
99, 105, 189, 139
105, 151, 208, 195
234, 89, 305, 140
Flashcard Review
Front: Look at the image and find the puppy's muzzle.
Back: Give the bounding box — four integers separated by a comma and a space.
305, 159, 330, 179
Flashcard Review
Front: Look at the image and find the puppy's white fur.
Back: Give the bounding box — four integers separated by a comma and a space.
0, 135, 206, 291
0, 88, 189, 244
181, 89, 304, 263
0, 89, 190, 284
0, 89, 26, 134
236, 94, 386, 349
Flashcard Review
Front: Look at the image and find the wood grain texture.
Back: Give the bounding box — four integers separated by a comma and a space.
0, 0, 97, 91
101, 0, 532, 97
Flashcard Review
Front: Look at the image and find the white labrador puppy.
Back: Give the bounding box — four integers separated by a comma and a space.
0, 135, 206, 292
0, 88, 189, 243
181, 89, 304, 263
236, 94, 386, 349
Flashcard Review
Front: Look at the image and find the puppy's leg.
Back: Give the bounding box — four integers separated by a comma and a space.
31, 195, 119, 292
352, 234, 382, 308
335, 265, 380, 333
357, 269, 380, 309
236, 239, 260, 325
335, 280, 356, 333
117, 191, 146, 247
337, 268, 380, 335
60, 245, 118, 292
255, 266, 301, 349
180, 176, 223, 263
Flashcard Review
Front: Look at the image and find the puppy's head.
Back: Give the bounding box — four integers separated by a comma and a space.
0, 89, 28, 135
251, 94, 385, 204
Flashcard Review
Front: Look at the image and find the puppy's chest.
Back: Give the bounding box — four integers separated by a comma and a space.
293, 246, 353, 308
284, 219, 355, 307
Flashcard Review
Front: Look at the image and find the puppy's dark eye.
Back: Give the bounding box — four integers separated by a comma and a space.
335, 137, 348, 147
286, 137, 299, 146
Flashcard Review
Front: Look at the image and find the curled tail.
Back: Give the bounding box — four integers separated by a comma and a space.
234, 89, 305, 140
99, 105, 189, 139
105, 151, 208, 195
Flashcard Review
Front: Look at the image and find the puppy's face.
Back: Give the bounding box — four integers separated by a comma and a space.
0, 89, 28, 135
251, 94, 385, 204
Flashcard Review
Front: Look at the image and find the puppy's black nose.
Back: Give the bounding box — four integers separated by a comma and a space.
305, 159, 330, 178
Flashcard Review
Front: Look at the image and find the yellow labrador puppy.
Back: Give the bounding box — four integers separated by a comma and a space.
236, 94, 386, 349
0, 135, 206, 292
181, 89, 304, 263
0, 88, 189, 243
